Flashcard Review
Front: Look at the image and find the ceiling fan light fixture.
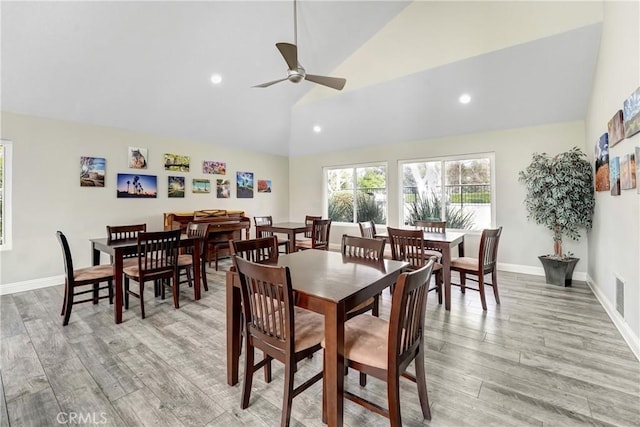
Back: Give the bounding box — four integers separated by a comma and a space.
210, 73, 222, 85
459, 93, 471, 104
313, 125, 322, 133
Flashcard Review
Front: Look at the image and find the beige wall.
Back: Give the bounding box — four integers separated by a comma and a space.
288, 120, 589, 275
0, 112, 289, 286
585, 1, 640, 345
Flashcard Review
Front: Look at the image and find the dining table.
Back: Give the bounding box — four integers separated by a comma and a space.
376, 229, 465, 311
225, 249, 408, 427
91, 233, 202, 324
254, 221, 311, 253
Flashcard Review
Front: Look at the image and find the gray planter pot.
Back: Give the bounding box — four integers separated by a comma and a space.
538, 256, 579, 287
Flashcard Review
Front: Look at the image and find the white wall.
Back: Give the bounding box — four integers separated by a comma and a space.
0, 112, 289, 287
289, 120, 589, 275
585, 1, 640, 348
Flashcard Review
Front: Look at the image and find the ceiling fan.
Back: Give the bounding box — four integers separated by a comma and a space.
253, 0, 346, 91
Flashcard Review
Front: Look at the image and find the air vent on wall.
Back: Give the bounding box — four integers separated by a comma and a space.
615, 275, 625, 317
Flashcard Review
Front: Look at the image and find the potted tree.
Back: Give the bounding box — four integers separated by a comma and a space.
518, 147, 595, 286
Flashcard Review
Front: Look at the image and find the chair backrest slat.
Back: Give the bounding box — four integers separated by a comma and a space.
107, 224, 147, 243
415, 220, 446, 233
387, 227, 428, 270
231, 237, 279, 265
341, 234, 385, 262
254, 216, 274, 238
479, 227, 502, 272
304, 215, 321, 238
388, 259, 434, 367
234, 256, 294, 355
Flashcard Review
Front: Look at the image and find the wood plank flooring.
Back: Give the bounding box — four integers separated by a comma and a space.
1, 260, 639, 426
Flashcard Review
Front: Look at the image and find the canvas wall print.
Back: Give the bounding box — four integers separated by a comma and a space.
203, 160, 226, 175
168, 176, 185, 198
258, 179, 272, 193
623, 87, 640, 138
128, 147, 148, 169
609, 156, 620, 196
595, 133, 610, 191
116, 173, 157, 198
637, 147, 640, 194
236, 171, 254, 198
164, 153, 190, 172
80, 156, 105, 187
620, 153, 636, 190
192, 178, 211, 193
217, 179, 231, 198
608, 110, 625, 147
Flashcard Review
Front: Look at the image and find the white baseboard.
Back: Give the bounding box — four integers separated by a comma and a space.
0, 275, 64, 295
586, 274, 640, 361
497, 262, 587, 281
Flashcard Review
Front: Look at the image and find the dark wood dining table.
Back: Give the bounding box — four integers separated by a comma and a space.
91, 234, 202, 324
225, 249, 408, 427
377, 229, 465, 311
254, 221, 311, 252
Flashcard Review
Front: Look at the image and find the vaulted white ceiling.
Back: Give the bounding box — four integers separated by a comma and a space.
1, 1, 603, 157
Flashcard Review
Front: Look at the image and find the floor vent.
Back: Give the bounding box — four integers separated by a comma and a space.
615, 275, 625, 317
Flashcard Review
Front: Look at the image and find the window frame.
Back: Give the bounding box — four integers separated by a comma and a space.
0, 140, 13, 251
398, 152, 496, 232
323, 161, 389, 226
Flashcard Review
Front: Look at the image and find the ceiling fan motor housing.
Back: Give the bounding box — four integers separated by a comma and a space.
287, 66, 305, 83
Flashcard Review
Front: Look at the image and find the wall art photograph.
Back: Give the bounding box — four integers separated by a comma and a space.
80, 156, 105, 187
203, 160, 226, 175
164, 153, 190, 172
637, 147, 640, 194
168, 176, 185, 198
128, 147, 148, 169
623, 86, 640, 138
609, 156, 620, 196
236, 171, 254, 198
620, 153, 636, 190
595, 133, 610, 191
192, 178, 211, 193
217, 179, 231, 198
608, 110, 625, 147
258, 179, 272, 193
116, 173, 157, 198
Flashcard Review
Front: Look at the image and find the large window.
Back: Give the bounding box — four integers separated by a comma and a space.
325, 164, 387, 224
0, 140, 12, 250
401, 154, 494, 230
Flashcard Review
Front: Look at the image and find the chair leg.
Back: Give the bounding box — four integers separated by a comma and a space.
62, 284, 74, 326
92, 282, 99, 304
108, 279, 114, 305
387, 369, 402, 427
186, 268, 193, 288
241, 342, 254, 409
215, 247, 219, 271
478, 273, 487, 311
61, 282, 68, 316
492, 269, 500, 304
281, 358, 295, 427
139, 281, 146, 319
264, 353, 272, 383
415, 344, 432, 420
172, 278, 180, 309
372, 294, 380, 317
436, 271, 443, 304
359, 372, 367, 387
201, 257, 209, 292
124, 278, 130, 310
460, 272, 466, 294
322, 351, 327, 423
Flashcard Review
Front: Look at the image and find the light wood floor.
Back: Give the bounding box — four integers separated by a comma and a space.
1, 260, 639, 427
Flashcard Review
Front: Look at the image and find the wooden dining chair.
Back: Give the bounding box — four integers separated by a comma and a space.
414, 220, 447, 261
56, 231, 114, 326
106, 223, 147, 266
358, 220, 380, 239
295, 219, 331, 251
233, 256, 324, 427
322, 260, 436, 426
341, 234, 384, 318
177, 222, 210, 292
451, 227, 502, 310
303, 215, 321, 238
123, 229, 181, 319
253, 216, 289, 253
387, 227, 443, 304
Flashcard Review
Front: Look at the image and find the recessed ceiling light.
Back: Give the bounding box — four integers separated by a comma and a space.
210, 74, 222, 85
313, 125, 322, 133
459, 93, 471, 104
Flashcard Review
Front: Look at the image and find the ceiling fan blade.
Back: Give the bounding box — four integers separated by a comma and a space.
252, 77, 289, 88
276, 42, 298, 71
305, 74, 346, 91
